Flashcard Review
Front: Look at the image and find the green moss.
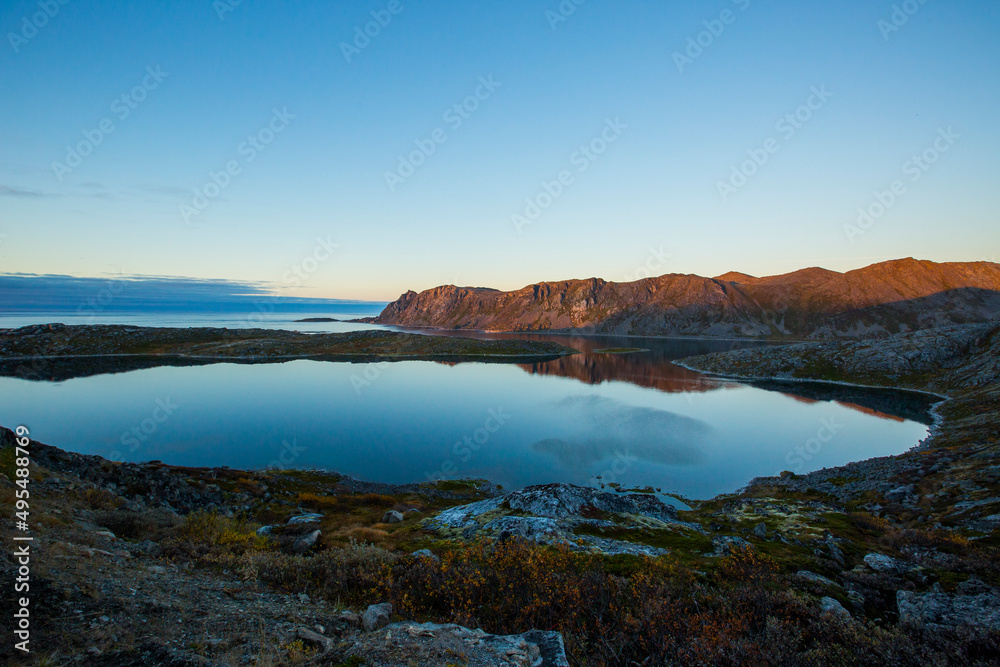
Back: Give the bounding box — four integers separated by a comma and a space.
433, 479, 481, 493
0, 443, 15, 480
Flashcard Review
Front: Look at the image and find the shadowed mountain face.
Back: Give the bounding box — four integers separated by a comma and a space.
375, 258, 1000, 339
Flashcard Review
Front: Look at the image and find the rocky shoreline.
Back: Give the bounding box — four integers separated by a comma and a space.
679, 323, 1000, 513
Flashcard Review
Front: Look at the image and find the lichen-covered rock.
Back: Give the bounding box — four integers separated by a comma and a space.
897, 582, 1000, 631
424, 483, 697, 556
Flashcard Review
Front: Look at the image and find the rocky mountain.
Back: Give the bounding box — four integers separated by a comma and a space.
375, 258, 1000, 339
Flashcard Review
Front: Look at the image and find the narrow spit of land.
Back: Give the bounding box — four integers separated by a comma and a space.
0, 324, 578, 380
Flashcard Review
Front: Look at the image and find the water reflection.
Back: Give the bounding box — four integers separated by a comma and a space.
398, 328, 938, 424
530, 395, 714, 468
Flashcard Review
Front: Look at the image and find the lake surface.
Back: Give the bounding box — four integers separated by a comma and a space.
0, 313, 937, 500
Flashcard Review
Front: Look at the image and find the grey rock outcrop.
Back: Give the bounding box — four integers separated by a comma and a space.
864, 553, 909, 574
425, 483, 700, 556
897, 582, 1000, 631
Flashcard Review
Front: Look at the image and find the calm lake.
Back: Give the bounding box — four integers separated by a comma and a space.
0, 313, 937, 499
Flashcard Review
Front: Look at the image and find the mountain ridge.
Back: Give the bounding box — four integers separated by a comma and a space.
375, 258, 1000, 339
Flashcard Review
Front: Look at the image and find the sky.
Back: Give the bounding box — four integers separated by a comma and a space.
1, 0, 998, 303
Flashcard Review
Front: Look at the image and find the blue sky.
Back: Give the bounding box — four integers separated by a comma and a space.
1, 0, 998, 301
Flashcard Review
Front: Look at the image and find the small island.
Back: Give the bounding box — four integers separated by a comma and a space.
293, 317, 341, 322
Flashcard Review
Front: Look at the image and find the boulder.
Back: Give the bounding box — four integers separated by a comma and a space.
864, 553, 907, 573
381, 510, 404, 524
886, 485, 915, 502
292, 529, 321, 554
287, 513, 324, 525
819, 596, 852, 621
362, 603, 393, 632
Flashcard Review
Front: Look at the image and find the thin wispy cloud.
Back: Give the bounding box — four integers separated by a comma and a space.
0, 185, 59, 199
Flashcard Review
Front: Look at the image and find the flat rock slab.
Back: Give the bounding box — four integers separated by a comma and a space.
347, 622, 569, 667
425, 482, 696, 556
